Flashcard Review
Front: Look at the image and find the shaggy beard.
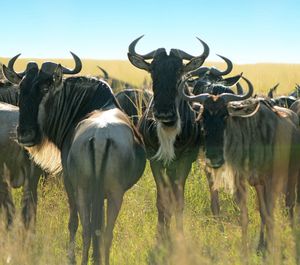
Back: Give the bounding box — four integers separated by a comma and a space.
152, 119, 181, 165
206, 163, 236, 194
25, 137, 62, 175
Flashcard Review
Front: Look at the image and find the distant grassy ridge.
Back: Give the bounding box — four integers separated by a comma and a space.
1, 57, 300, 94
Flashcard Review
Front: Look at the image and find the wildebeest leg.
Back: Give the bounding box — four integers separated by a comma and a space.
151, 160, 172, 242
0, 166, 15, 228
285, 170, 297, 224
235, 177, 248, 257
205, 167, 220, 216
104, 192, 123, 265
77, 185, 92, 265
264, 182, 275, 256
255, 184, 267, 253
64, 176, 78, 265
21, 165, 41, 229
173, 157, 193, 234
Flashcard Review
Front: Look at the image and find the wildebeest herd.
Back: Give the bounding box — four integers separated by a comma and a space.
1, 36, 300, 265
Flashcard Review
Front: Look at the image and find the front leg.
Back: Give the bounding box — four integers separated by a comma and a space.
21, 164, 41, 229
172, 155, 194, 234
150, 160, 172, 242
235, 176, 248, 259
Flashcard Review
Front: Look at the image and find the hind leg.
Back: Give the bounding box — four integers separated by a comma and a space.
77, 185, 92, 265
104, 192, 123, 265
64, 176, 78, 265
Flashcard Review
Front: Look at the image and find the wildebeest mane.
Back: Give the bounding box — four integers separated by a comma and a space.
41, 77, 120, 149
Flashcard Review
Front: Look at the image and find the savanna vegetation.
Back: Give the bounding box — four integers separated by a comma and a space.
1, 59, 300, 265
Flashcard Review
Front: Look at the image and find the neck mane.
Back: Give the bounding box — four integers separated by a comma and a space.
39, 77, 118, 149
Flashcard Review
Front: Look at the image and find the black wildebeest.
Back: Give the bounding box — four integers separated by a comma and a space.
115, 88, 153, 126
0, 53, 82, 228
181, 75, 300, 254
97, 66, 137, 91
267, 83, 297, 108
15, 60, 146, 265
189, 55, 244, 96
127, 35, 209, 239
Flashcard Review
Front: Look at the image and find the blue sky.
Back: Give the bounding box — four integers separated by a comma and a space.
1, 0, 300, 63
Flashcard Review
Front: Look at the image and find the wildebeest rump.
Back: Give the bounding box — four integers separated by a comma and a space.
128, 35, 209, 240
182, 76, 300, 254
16, 63, 146, 265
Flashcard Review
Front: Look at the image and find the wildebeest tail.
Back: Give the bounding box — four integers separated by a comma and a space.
89, 137, 111, 261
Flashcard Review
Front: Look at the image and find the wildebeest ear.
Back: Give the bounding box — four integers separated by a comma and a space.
183, 57, 206, 74
53, 64, 63, 87
2, 65, 22, 84
127, 53, 151, 72
219, 74, 242, 87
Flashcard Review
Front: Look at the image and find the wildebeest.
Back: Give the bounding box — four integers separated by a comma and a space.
0, 74, 42, 228
181, 75, 300, 254
115, 88, 152, 126
0, 101, 42, 228
0, 80, 19, 106
267, 82, 297, 108
97, 66, 137, 91
188, 55, 244, 95
128, 35, 209, 239
0, 53, 82, 228
16, 61, 146, 265
289, 83, 300, 98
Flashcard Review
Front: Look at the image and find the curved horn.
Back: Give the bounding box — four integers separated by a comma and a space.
236, 82, 244, 95
128, 35, 162, 59
180, 74, 210, 104
8, 53, 27, 77
221, 76, 254, 103
170, 37, 209, 62
61, 52, 82, 75
209, 55, 233, 76
97, 66, 109, 79
189, 66, 211, 77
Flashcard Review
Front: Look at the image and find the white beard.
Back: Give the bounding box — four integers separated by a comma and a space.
152, 118, 181, 165
25, 137, 62, 175
206, 163, 236, 194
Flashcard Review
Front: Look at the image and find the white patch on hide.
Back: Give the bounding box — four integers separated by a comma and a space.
152, 118, 181, 165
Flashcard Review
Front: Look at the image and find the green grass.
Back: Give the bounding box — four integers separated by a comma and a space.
0, 161, 298, 265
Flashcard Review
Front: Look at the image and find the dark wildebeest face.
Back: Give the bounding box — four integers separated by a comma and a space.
150, 52, 183, 125
128, 35, 209, 127
3, 53, 82, 146
181, 75, 254, 168
202, 97, 228, 167
17, 66, 63, 146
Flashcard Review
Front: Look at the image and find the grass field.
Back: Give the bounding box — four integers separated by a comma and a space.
1, 59, 300, 265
